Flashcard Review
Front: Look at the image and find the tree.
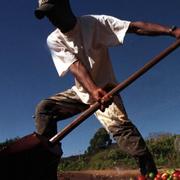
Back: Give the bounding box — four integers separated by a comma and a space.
86, 127, 112, 154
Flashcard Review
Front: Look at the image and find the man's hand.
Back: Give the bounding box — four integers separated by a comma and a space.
91, 88, 113, 112
172, 28, 180, 39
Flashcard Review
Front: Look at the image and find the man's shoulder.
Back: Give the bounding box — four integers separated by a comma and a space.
80, 14, 112, 20
79, 14, 110, 28
80, 14, 109, 23
80, 14, 121, 26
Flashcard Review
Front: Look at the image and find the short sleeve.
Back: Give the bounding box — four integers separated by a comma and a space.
93, 15, 131, 46
47, 35, 77, 76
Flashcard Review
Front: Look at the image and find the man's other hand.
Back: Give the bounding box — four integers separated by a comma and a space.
172, 27, 180, 39
91, 88, 113, 112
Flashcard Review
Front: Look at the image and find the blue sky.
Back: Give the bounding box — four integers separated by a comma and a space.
0, 0, 180, 157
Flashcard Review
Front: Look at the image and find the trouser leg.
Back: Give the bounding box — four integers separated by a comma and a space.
113, 121, 157, 175
35, 89, 89, 140
95, 95, 157, 176
34, 89, 89, 179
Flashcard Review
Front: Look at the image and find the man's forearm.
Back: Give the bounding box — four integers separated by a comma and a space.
128, 21, 176, 37
69, 60, 112, 110
69, 60, 98, 96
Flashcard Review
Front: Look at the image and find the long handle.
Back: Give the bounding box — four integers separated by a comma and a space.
50, 39, 180, 144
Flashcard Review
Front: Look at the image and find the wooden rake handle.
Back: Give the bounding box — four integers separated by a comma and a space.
50, 39, 180, 145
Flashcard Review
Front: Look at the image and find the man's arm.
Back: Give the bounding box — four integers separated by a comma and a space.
69, 60, 111, 110
128, 21, 180, 38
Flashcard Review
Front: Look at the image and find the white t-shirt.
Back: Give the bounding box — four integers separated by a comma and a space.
47, 15, 130, 104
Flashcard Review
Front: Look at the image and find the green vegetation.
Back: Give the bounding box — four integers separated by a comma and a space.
146, 133, 180, 168
59, 129, 180, 171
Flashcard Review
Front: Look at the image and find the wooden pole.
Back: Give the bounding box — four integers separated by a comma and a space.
50, 39, 180, 144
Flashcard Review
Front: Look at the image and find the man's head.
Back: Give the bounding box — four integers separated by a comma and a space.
35, 0, 56, 19
35, 0, 77, 33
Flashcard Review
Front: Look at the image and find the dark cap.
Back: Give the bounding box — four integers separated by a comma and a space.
34, 0, 56, 19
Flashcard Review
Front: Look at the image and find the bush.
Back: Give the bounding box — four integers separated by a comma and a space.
146, 133, 180, 168
88, 151, 114, 169
59, 155, 88, 171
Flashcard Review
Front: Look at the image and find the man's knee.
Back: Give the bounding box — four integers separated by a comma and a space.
35, 99, 53, 116
34, 99, 57, 136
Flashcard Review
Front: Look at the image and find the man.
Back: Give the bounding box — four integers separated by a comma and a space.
34, 0, 180, 179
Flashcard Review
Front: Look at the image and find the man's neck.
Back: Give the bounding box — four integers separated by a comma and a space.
60, 17, 77, 33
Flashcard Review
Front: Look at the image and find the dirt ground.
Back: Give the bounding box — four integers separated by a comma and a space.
58, 169, 139, 180
58, 168, 180, 180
